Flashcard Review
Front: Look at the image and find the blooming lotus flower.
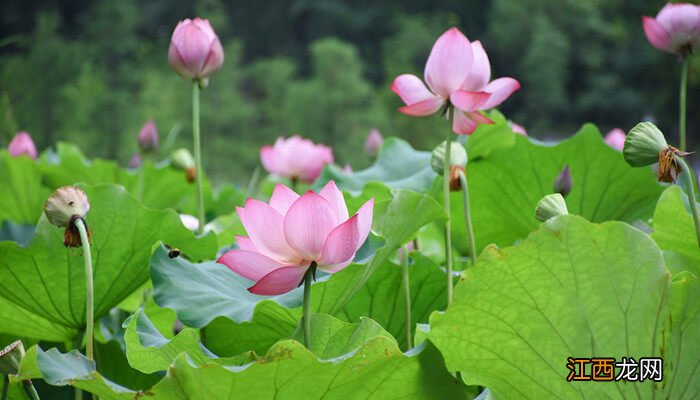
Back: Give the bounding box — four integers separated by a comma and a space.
643, 3, 700, 56
7, 132, 37, 160
218, 181, 373, 295
260, 136, 334, 183
364, 128, 384, 156
509, 121, 528, 136
604, 128, 626, 151
391, 28, 520, 135
138, 120, 158, 153
168, 18, 224, 80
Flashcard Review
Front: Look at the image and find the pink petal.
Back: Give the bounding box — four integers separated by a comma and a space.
642, 16, 672, 52
318, 214, 360, 268
480, 78, 521, 110
398, 97, 445, 116
424, 28, 473, 97
656, 4, 700, 43
175, 23, 212, 76
269, 184, 300, 214
319, 180, 349, 224
283, 192, 337, 261
604, 128, 626, 151
355, 198, 374, 251
260, 146, 278, 174
236, 236, 258, 252
461, 40, 491, 91
217, 250, 286, 281
237, 200, 298, 263
452, 110, 478, 135
465, 111, 494, 125
248, 266, 309, 296
391, 74, 439, 105
199, 37, 224, 78
450, 90, 490, 112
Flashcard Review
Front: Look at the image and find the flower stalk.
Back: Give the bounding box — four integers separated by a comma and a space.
401, 245, 413, 349
458, 170, 477, 266
676, 156, 700, 247
679, 57, 688, 152
302, 263, 316, 349
443, 126, 454, 307
74, 218, 94, 361
192, 81, 205, 235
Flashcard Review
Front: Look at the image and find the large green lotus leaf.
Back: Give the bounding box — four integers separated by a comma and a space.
0, 184, 217, 341
0, 152, 51, 224
429, 215, 681, 399
447, 125, 665, 256
651, 186, 700, 275
463, 109, 517, 160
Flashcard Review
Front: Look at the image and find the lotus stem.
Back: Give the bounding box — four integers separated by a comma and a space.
679, 57, 688, 152
443, 126, 454, 306
401, 245, 413, 349
458, 170, 477, 266
192, 81, 205, 235
2, 375, 8, 400
74, 218, 94, 361
302, 263, 315, 349
22, 380, 40, 400
676, 157, 700, 247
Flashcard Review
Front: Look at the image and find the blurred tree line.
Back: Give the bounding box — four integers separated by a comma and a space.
0, 0, 697, 183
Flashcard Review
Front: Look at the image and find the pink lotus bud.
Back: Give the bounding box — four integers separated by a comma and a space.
553, 165, 573, 197
509, 121, 528, 136
364, 128, 384, 156
7, 131, 37, 160
260, 135, 334, 184
168, 18, 224, 80
217, 181, 373, 295
604, 128, 626, 151
390, 27, 520, 135
343, 164, 353, 174
138, 120, 159, 153
643, 3, 700, 56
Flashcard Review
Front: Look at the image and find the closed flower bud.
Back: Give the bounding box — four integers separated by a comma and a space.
168, 18, 224, 81
623, 122, 668, 167
0, 340, 24, 375
138, 120, 159, 153
128, 153, 142, 169
535, 193, 569, 222
364, 128, 384, 157
431, 141, 467, 175
553, 165, 573, 197
44, 186, 91, 247
7, 131, 37, 160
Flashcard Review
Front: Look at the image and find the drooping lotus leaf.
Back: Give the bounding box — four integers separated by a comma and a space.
0, 184, 217, 342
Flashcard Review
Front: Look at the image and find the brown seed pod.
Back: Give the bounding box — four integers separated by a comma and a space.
657, 146, 691, 183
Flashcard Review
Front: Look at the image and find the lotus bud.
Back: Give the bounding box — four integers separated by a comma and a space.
553, 165, 573, 197
171, 148, 196, 183
364, 128, 384, 157
343, 164, 353, 174
168, 18, 224, 82
44, 186, 91, 247
432, 141, 468, 191
0, 340, 24, 375
7, 131, 38, 160
128, 153, 142, 169
138, 120, 159, 153
623, 122, 691, 183
535, 194, 569, 222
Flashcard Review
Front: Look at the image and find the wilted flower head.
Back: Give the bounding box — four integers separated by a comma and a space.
7, 131, 37, 160
391, 27, 520, 135
218, 181, 373, 295
44, 186, 91, 247
260, 136, 334, 184
623, 122, 690, 183
431, 141, 468, 191
0, 340, 25, 375
604, 128, 626, 151
643, 3, 700, 56
364, 128, 384, 157
138, 120, 159, 153
169, 18, 224, 81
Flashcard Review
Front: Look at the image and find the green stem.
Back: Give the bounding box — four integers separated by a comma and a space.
676, 157, 700, 247
74, 219, 93, 361
192, 81, 205, 235
22, 380, 40, 400
302, 263, 315, 349
458, 170, 477, 266
679, 57, 688, 152
401, 245, 413, 350
443, 125, 454, 307
2, 375, 8, 400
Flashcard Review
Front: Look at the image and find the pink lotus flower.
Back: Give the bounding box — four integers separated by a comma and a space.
168, 18, 224, 80
604, 128, 626, 151
218, 181, 373, 295
509, 121, 528, 136
138, 120, 159, 152
364, 128, 384, 156
643, 3, 700, 56
391, 27, 520, 135
260, 136, 334, 183
7, 132, 37, 159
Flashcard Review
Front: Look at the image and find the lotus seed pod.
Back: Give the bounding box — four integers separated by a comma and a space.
431, 141, 468, 175
0, 340, 25, 375
535, 193, 569, 222
623, 122, 668, 167
44, 186, 90, 228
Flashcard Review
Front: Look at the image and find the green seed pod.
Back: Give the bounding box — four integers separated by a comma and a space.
535, 193, 569, 222
171, 148, 195, 170
431, 141, 468, 175
0, 340, 25, 375
623, 122, 668, 167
